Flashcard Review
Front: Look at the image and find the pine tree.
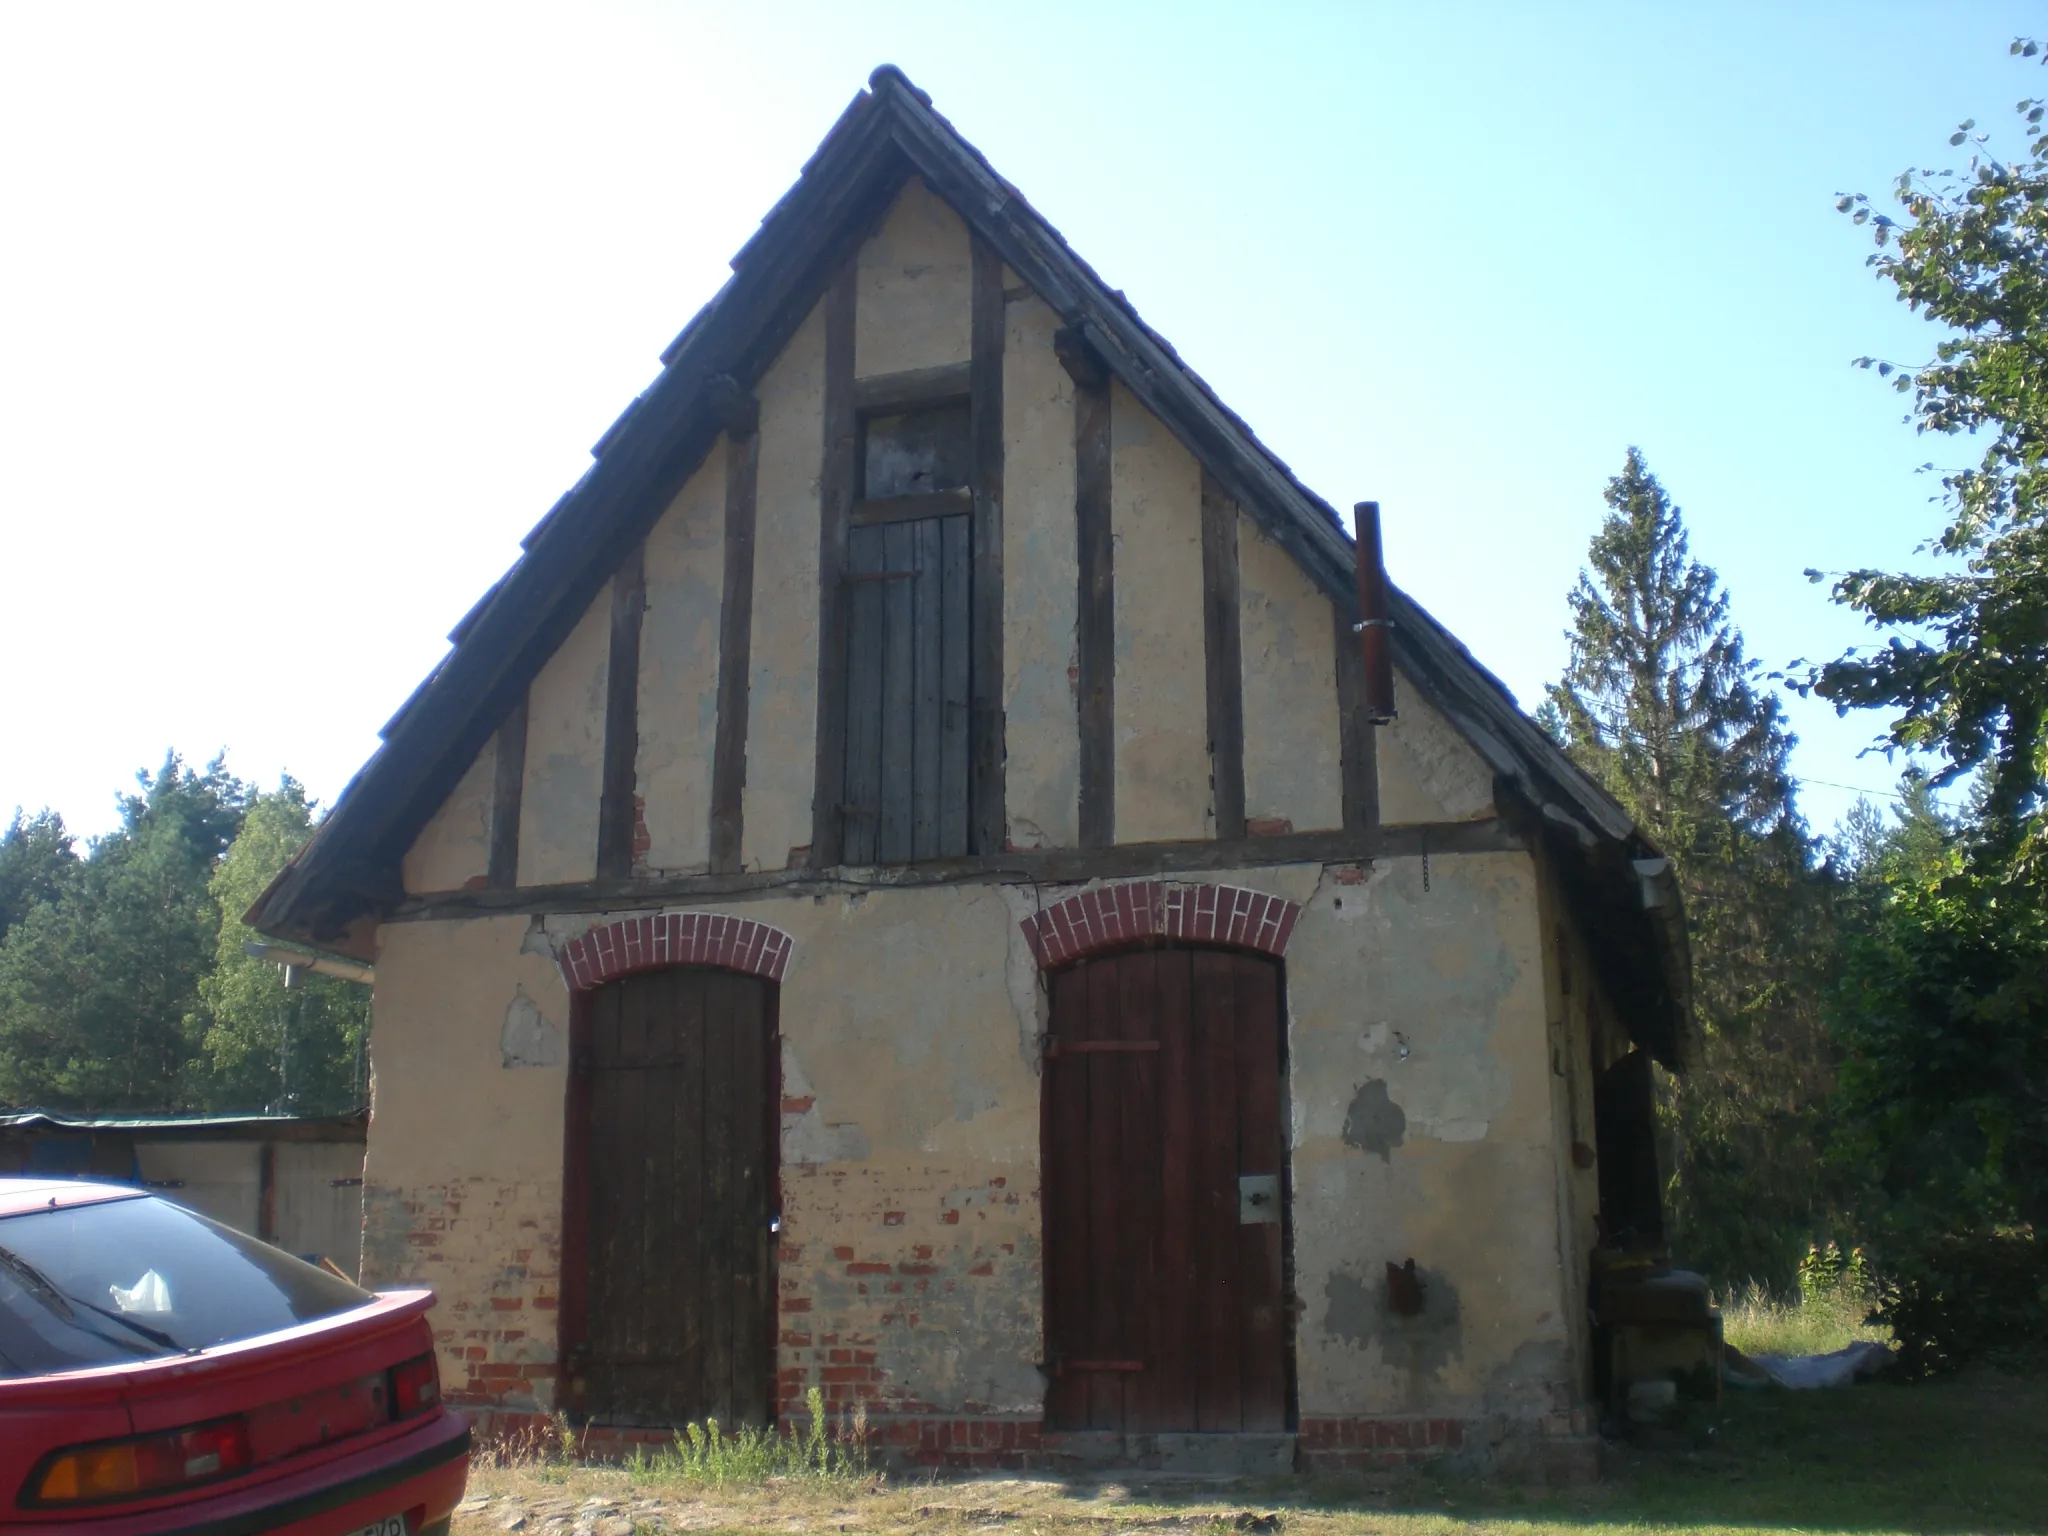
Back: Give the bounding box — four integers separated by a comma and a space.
0, 754, 251, 1111
0, 809, 77, 943
1546, 449, 1839, 1284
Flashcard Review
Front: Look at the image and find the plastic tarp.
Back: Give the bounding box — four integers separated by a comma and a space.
1746, 1340, 1894, 1388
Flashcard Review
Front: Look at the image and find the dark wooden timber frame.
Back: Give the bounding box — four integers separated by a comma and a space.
853, 360, 970, 414
810, 256, 860, 869
1333, 608, 1380, 832
711, 425, 761, 874
557, 973, 784, 1424
968, 235, 1006, 855
1063, 331, 1114, 848
1201, 470, 1246, 841
487, 694, 528, 889
392, 817, 1521, 924
596, 544, 647, 879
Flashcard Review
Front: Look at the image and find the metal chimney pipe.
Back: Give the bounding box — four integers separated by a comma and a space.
1354, 501, 1397, 722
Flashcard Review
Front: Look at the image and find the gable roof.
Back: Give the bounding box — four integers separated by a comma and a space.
251, 66, 1692, 1069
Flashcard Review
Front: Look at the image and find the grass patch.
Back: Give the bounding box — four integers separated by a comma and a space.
457, 1373, 2048, 1536
625, 1387, 872, 1486
1720, 1281, 1889, 1357
1721, 1243, 1891, 1359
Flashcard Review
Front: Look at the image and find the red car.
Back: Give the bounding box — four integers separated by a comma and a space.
0, 1177, 468, 1534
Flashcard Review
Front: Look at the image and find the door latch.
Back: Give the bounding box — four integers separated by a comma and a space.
1238, 1173, 1280, 1225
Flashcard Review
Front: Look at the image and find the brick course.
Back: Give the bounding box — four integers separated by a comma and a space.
1019, 881, 1301, 970
557, 912, 793, 992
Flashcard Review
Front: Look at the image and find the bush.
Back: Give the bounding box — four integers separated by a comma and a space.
1869, 1226, 2048, 1378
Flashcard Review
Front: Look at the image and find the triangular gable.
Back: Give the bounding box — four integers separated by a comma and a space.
253, 66, 1690, 1067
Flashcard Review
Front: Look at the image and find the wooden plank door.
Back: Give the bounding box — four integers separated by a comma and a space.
575, 968, 776, 1427
1042, 948, 1287, 1433
841, 512, 971, 864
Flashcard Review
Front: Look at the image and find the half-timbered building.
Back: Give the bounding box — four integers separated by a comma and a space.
252, 67, 1690, 1479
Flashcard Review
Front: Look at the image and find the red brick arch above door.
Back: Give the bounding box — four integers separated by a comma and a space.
1020, 881, 1301, 970
557, 913, 793, 992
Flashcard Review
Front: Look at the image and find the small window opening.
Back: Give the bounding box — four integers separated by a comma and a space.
860, 402, 971, 500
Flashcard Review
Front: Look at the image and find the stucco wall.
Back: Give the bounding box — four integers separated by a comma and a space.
1238, 516, 1343, 834
1377, 672, 1497, 824
402, 736, 494, 894
362, 915, 572, 1408
1287, 850, 1574, 1430
855, 177, 972, 378
740, 300, 827, 871
517, 588, 611, 888
1110, 381, 1210, 843
1001, 288, 1080, 850
365, 846, 1583, 1439
636, 444, 726, 873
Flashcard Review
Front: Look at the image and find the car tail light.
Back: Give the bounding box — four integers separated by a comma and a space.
390, 1350, 441, 1418
28, 1418, 252, 1507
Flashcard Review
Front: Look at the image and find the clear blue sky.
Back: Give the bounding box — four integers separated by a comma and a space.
1, 1, 2032, 841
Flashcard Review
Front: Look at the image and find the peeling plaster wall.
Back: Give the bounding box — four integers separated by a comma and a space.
362, 916, 572, 1408
855, 177, 972, 378
1376, 672, 1497, 824
516, 588, 611, 888
1238, 516, 1342, 833
1287, 850, 1575, 1425
1110, 381, 1210, 842
1001, 288, 1080, 850
402, 737, 494, 894
740, 300, 827, 871
637, 443, 726, 873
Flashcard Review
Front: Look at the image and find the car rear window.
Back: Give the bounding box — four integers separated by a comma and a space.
0, 1194, 371, 1379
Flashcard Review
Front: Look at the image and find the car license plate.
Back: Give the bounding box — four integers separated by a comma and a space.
344, 1518, 407, 1536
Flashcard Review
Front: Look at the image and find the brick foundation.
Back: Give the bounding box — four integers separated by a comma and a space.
466, 1410, 1596, 1480
359, 1177, 563, 1414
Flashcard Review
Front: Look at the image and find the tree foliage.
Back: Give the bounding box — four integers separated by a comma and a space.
0, 809, 77, 944
1547, 449, 1841, 1285
198, 783, 368, 1115
1811, 43, 2048, 1371
1817, 47, 2048, 859
0, 755, 366, 1118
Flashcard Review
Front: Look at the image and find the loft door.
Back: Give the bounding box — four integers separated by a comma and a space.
576, 968, 776, 1426
1042, 948, 1288, 1433
840, 512, 971, 863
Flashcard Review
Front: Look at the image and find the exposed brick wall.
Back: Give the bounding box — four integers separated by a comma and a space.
1019, 881, 1301, 970
775, 1161, 1042, 1422
1298, 1416, 1467, 1467
557, 912, 793, 991
360, 1177, 562, 1413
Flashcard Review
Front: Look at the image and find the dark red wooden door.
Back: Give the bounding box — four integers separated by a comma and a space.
1042, 948, 1287, 1433
575, 968, 776, 1427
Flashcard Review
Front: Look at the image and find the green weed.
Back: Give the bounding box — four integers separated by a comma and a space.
628, 1387, 871, 1487
1721, 1245, 1889, 1358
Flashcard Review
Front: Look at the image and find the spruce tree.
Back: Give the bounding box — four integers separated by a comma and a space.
1546, 449, 1837, 1284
